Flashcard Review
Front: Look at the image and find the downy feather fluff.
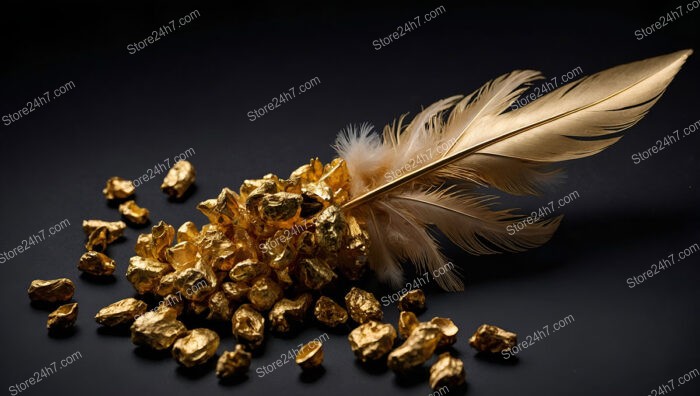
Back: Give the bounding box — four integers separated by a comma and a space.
335, 50, 692, 291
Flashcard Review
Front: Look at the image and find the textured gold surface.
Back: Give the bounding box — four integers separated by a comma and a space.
27, 278, 74, 302
348, 321, 396, 362
345, 287, 382, 324
430, 317, 458, 348
429, 352, 466, 390
468, 324, 517, 353
313, 296, 348, 328
161, 160, 196, 198
298, 258, 336, 290
126, 256, 173, 294
231, 304, 265, 349
248, 277, 283, 311
47, 303, 78, 330
269, 293, 312, 333
387, 322, 442, 373
398, 290, 426, 312
295, 340, 323, 369
206, 291, 233, 321
119, 200, 150, 225
130, 308, 187, 350
398, 311, 419, 339
102, 177, 135, 200
78, 251, 116, 276
172, 328, 220, 367
95, 298, 147, 327
216, 345, 252, 378
177, 221, 199, 243
82, 220, 126, 244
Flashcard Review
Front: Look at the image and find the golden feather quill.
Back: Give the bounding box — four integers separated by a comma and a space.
334, 50, 692, 291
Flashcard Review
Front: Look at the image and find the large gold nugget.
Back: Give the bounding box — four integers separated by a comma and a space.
222, 282, 250, 303
216, 345, 252, 378
126, 256, 172, 294
161, 160, 196, 198
398, 290, 426, 313
78, 251, 116, 276
165, 242, 198, 271
398, 311, 419, 339
298, 258, 337, 290
82, 220, 126, 244
231, 304, 265, 349
95, 298, 147, 327
156, 272, 177, 297
248, 277, 283, 311
119, 200, 150, 225
429, 353, 466, 390
295, 340, 323, 370
27, 278, 74, 302
177, 221, 199, 243
348, 321, 397, 362
387, 322, 442, 373
135, 233, 156, 259
313, 296, 348, 328
102, 176, 135, 200
314, 206, 346, 253
47, 303, 78, 330
174, 266, 215, 301
430, 317, 459, 348
468, 324, 517, 353
130, 308, 187, 350
269, 294, 313, 333
345, 287, 383, 324
229, 259, 270, 283
172, 328, 220, 367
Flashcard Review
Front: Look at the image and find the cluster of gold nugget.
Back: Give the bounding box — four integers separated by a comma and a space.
27, 157, 520, 391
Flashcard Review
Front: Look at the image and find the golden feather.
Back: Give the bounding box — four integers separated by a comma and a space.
335, 50, 692, 291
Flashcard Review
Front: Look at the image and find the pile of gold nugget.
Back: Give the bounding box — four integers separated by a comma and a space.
27, 158, 519, 391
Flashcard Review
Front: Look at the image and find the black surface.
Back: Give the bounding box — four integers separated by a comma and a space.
1, 1, 699, 395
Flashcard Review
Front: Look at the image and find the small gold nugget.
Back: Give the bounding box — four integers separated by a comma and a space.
95, 298, 147, 327
429, 353, 466, 390
468, 324, 517, 353
430, 317, 459, 348
387, 322, 442, 373
47, 303, 78, 330
298, 258, 337, 290
345, 287, 383, 324
248, 277, 283, 311
102, 177, 135, 200
348, 321, 397, 362
161, 160, 196, 199
207, 291, 233, 321
172, 328, 220, 367
28, 278, 75, 302
398, 311, 419, 339
313, 296, 348, 328
295, 340, 323, 370
231, 304, 265, 349
119, 200, 150, 225
78, 251, 116, 276
82, 220, 126, 244
126, 256, 173, 294
398, 289, 426, 312
216, 345, 252, 378
85, 226, 108, 251
269, 294, 312, 333
176, 221, 199, 243
130, 308, 187, 350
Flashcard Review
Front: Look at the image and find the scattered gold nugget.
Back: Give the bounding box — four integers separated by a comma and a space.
28, 278, 75, 302
248, 277, 283, 311
95, 298, 147, 327
468, 324, 517, 353
82, 220, 126, 244
119, 200, 150, 225
387, 322, 442, 373
78, 251, 116, 276
47, 303, 78, 330
161, 160, 196, 198
398, 311, 419, 339
269, 294, 312, 333
216, 345, 252, 378
429, 353, 466, 390
231, 304, 265, 349
296, 340, 323, 370
102, 176, 135, 200
130, 308, 187, 350
313, 296, 348, 328
126, 256, 173, 294
172, 328, 220, 367
177, 221, 199, 243
398, 289, 426, 312
348, 321, 397, 362
430, 317, 459, 348
206, 291, 233, 321
345, 287, 383, 324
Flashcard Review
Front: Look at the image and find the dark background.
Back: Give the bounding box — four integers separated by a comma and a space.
0, 1, 698, 395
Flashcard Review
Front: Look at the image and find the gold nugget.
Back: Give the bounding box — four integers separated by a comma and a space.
348, 321, 397, 362
207, 291, 233, 321
82, 220, 126, 244
398, 311, 419, 339
231, 304, 265, 349
248, 277, 283, 311
345, 287, 383, 324
387, 322, 442, 373
430, 317, 459, 348
398, 290, 426, 312
313, 296, 348, 328
259, 192, 302, 223
216, 345, 252, 378
229, 259, 270, 283
28, 278, 74, 302
298, 258, 337, 290
429, 353, 466, 390
85, 226, 108, 251
151, 221, 175, 262
295, 340, 323, 370
174, 266, 215, 301
172, 328, 220, 367
47, 303, 78, 330
126, 256, 173, 294
95, 298, 147, 327
165, 241, 198, 271
222, 282, 250, 303
468, 324, 517, 353
78, 251, 116, 276
102, 176, 135, 200
161, 160, 196, 199
269, 294, 312, 333
177, 221, 199, 243
119, 200, 150, 225
130, 308, 187, 350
